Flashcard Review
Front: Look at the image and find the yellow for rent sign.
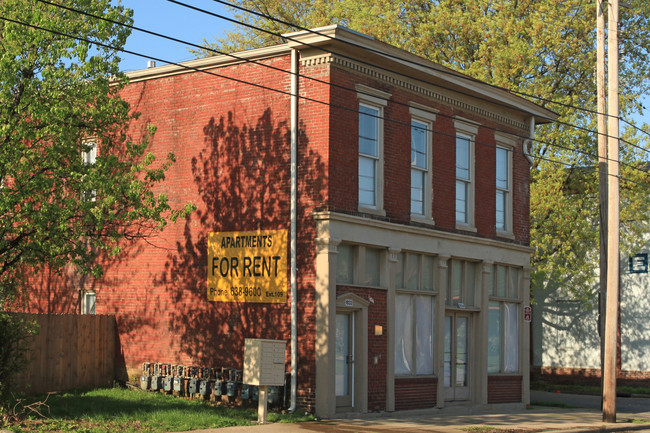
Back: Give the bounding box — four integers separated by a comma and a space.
207, 230, 288, 303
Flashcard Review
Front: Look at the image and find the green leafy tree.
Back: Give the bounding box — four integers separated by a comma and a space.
198, 0, 650, 303
0, 0, 193, 304
0, 0, 193, 407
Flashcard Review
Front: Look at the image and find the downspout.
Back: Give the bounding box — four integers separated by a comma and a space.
288, 47, 298, 413
524, 116, 536, 164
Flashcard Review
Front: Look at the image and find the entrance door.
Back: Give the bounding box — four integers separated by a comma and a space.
335, 312, 354, 408
444, 313, 470, 401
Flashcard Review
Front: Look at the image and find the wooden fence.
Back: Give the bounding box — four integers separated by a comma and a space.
12, 313, 116, 394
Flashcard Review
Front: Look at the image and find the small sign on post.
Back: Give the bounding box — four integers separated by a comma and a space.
524, 306, 532, 322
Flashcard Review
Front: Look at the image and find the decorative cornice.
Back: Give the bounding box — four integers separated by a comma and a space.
302, 53, 527, 131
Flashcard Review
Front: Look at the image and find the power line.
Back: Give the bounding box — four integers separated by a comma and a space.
210, 0, 650, 141
3, 9, 649, 191
33, 0, 645, 173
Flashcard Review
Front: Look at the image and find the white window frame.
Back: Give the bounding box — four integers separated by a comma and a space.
335, 243, 383, 288
446, 258, 478, 308
83, 139, 97, 201
395, 251, 437, 377
495, 132, 516, 238
409, 104, 437, 224
454, 119, 479, 231
487, 264, 522, 374
356, 84, 390, 216
82, 291, 96, 315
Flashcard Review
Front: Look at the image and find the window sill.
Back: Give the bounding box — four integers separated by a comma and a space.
455, 222, 477, 233
496, 230, 515, 240
358, 206, 386, 217
411, 214, 435, 226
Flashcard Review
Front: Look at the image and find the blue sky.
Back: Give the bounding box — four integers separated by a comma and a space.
118, 0, 234, 72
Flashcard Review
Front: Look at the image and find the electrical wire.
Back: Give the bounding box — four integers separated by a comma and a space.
2, 8, 649, 191
31, 0, 643, 173
210, 0, 650, 140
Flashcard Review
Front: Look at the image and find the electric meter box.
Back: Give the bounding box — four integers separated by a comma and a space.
243, 339, 286, 386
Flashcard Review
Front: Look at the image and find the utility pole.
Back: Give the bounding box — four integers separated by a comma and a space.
603, 0, 620, 423
596, 0, 607, 403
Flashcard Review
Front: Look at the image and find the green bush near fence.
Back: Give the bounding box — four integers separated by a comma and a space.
0, 313, 38, 422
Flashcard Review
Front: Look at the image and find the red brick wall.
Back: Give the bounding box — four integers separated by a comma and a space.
395, 377, 437, 410
327, 64, 530, 244
487, 375, 522, 403
20, 47, 532, 412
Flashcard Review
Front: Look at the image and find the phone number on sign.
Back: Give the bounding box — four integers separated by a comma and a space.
229, 286, 262, 297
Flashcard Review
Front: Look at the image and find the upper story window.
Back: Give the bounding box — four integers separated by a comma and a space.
356, 84, 390, 215
83, 140, 97, 201
83, 140, 97, 165
359, 104, 380, 208
454, 119, 479, 230
495, 132, 516, 236
409, 104, 436, 222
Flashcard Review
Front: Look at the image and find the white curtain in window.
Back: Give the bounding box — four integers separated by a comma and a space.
503, 302, 519, 373
395, 295, 413, 375
415, 296, 434, 375
487, 301, 501, 373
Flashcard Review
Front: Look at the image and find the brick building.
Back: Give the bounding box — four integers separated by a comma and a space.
25, 26, 555, 416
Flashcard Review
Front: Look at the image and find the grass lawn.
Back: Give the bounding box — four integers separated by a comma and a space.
4, 386, 312, 433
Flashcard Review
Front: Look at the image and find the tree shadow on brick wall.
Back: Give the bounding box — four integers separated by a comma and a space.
153, 108, 326, 371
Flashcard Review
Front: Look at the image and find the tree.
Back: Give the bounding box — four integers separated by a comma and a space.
197, 0, 650, 302
0, 0, 193, 305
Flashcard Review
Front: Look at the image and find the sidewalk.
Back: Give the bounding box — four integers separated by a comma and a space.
179, 391, 650, 433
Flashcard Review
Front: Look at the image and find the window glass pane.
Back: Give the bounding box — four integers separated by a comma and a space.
444, 315, 452, 386
496, 147, 508, 189
488, 302, 501, 373
84, 141, 97, 165
449, 260, 462, 306
416, 296, 434, 375
465, 262, 476, 307
456, 136, 470, 179
405, 253, 419, 290
456, 317, 468, 386
395, 295, 413, 375
336, 244, 353, 284
364, 247, 380, 286
411, 121, 427, 169
496, 190, 506, 231
487, 265, 494, 296
496, 265, 507, 297
84, 292, 96, 315
422, 255, 434, 291
359, 156, 376, 206
359, 105, 378, 156
335, 314, 350, 396
504, 303, 519, 373
509, 268, 521, 299
455, 181, 467, 223
411, 170, 424, 215
395, 252, 404, 289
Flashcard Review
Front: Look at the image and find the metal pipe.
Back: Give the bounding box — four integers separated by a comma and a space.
288, 47, 298, 414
